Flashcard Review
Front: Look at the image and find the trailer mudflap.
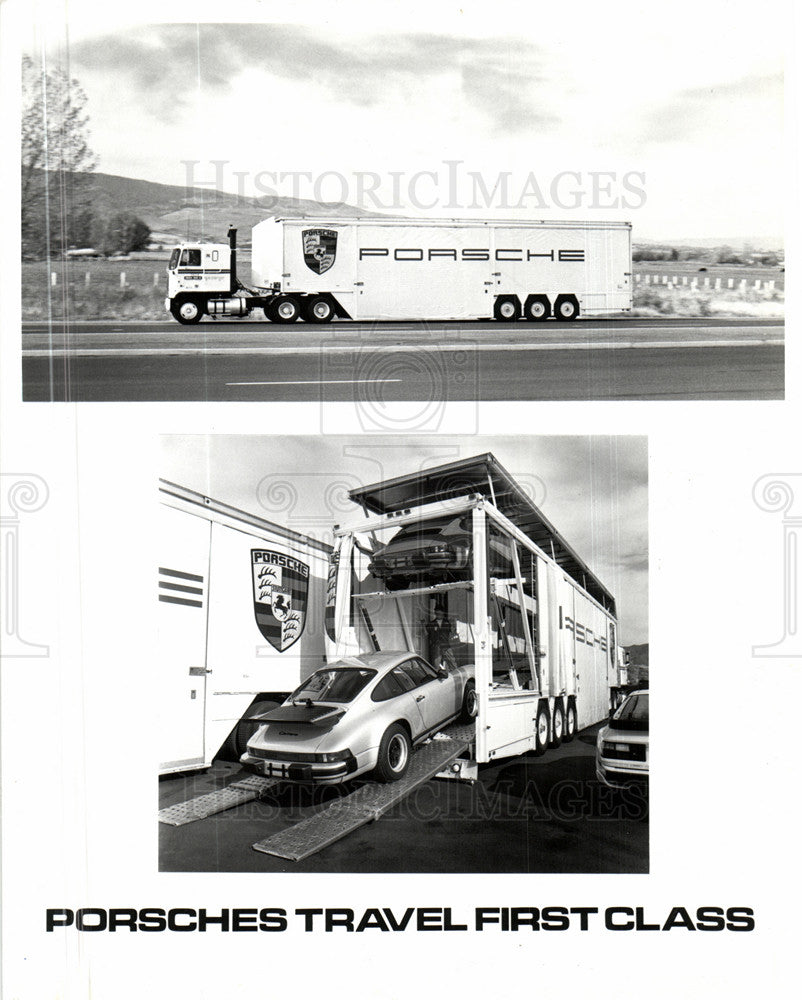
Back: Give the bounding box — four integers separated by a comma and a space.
252, 724, 475, 862
158, 775, 280, 827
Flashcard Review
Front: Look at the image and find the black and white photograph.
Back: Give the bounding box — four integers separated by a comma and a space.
17, 3, 783, 402
0, 0, 799, 998
157, 438, 649, 872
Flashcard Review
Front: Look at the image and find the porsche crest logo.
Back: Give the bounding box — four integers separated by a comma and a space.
302, 228, 337, 275
251, 550, 309, 652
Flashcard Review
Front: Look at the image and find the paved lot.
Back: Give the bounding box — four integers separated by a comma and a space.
159, 724, 648, 874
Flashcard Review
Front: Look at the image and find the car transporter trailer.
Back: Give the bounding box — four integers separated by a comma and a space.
159, 455, 624, 861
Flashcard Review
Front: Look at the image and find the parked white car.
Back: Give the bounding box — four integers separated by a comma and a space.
241, 651, 476, 785
596, 690, 649, 788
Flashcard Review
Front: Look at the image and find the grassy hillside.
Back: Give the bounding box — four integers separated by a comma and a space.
54, 170, 390, 244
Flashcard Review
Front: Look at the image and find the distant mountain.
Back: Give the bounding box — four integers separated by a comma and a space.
70, 171, 390, 243
635, 236, 783, 251
624, 643, 649, 686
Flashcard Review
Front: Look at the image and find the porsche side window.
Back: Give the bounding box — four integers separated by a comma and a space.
371, 673, 405, 702
398, 659, 431, 687
391, 666, 417, 693
410, 658, 439, 681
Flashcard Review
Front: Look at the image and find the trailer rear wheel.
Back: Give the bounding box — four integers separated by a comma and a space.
563, 699, 578, 743
524, 294, 551, 321
375, 724, 411, 782
171, 297, 204, 325
494, 295, 521, 322
303, 295, 335, 324
268, 296, 301, 323
550, 700, 565, 748
534, 701, 551, 756
554, 294, 580, 321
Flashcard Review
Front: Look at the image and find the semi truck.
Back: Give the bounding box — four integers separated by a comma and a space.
158, 480, 331, 774
165, 217, 632, 325
325, 454, 625, 775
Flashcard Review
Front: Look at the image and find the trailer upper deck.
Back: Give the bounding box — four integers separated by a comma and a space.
347, 453, 615, 613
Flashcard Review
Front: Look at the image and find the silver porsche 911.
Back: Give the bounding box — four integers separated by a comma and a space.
240, 651, 476, 784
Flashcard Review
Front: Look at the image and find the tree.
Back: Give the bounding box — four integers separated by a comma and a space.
95, 213, 151, 255
21, 54, 98, 257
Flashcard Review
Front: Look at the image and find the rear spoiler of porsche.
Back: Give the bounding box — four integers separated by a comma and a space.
258, 704, 346, 727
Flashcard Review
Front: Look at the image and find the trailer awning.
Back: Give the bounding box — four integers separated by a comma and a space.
348, 453, 616, 614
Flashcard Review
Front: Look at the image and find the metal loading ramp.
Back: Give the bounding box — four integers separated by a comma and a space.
252, 724, 475, 862
159, 775, 280, 827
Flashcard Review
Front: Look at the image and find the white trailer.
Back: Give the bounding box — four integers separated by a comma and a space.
158, 481, 331, 774
165, 217, 631, 325
325, 455, 621, 775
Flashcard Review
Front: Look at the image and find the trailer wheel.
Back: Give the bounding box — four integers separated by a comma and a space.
524, 294, 551, 321
268, 296, 300, 323
303, 295, 335, 324
494, 295, 521, 322
550, 700, 565, 748
171, 297, 204, 325
375, 724, 411, 782
563, 699, 578, 743
533, 700, 551, 756
554, 294, 580, 321
219, 699, 280, 762
460, 681, 478, 722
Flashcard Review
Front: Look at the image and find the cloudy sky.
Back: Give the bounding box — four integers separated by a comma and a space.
25, 0, 784, 240
160, 435, 649, 644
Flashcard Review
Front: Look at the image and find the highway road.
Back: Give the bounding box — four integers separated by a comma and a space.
21, 317, 783, 402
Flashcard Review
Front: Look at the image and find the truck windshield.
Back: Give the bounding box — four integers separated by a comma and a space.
168, 249, 180, 270
291, 668, 376, 704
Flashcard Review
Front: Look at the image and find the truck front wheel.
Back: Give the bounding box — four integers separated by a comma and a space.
171, 297, 204, 325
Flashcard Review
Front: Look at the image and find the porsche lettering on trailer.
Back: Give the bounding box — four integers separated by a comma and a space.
358, 248, 586, 262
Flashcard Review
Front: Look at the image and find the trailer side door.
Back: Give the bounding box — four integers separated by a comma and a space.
158, 505, 211, 772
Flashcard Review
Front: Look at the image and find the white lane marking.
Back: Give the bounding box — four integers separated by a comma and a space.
226, 378, 403, 386
22, 338, 783, 359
